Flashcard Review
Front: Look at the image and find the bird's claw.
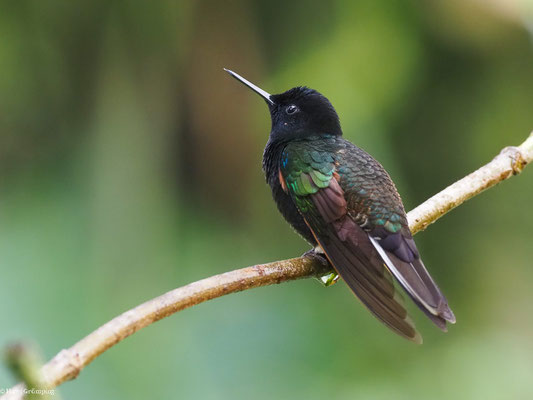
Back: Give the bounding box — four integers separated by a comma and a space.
302, 248, 339, 287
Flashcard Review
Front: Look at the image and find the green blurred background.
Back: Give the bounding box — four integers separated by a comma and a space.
1, 1, 533, 399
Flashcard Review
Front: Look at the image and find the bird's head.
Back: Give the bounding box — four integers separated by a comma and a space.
224, 69, 342, 142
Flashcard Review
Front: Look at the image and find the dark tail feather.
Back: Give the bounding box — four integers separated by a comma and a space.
410, 296, 448, 331
369, 236, 456, 328
310, 220, 423, 343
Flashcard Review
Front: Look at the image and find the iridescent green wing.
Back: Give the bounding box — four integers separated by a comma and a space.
279, 141, 421, 342
280, 145, 335, 217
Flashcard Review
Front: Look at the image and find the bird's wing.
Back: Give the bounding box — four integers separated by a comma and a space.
280, 142, 454, 342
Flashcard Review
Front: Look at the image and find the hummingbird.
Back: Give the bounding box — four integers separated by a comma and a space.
224, 69, 455, 343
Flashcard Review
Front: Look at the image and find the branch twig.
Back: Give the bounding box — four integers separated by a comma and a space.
4, 343, 53, 400
2, 133, 532, 400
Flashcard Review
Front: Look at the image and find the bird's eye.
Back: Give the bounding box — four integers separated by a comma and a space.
286, 105, 299, 115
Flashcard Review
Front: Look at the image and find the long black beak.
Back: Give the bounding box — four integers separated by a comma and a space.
224, 68, 274, 105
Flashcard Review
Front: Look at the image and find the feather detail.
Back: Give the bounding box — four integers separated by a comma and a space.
369, 236, 456, 327
305, 217, 422, 343
279, 169, 288, 193
278, 138, 455, 342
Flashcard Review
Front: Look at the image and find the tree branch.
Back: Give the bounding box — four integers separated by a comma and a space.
2, 133, 532, 400
408, 136, 533, 234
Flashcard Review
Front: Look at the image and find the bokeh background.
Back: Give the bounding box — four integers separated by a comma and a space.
1, 1, 533, 399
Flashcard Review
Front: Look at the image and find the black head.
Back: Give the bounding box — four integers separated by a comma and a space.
225, 69, 342, 142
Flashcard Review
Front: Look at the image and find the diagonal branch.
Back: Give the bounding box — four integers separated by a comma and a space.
2, 133, 532, 400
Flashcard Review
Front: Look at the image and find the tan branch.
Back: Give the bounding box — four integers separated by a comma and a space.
408, 134, 533, 234
2, 133, 532, 400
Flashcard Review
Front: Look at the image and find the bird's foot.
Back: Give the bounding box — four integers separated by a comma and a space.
302, 247, 339, 287
318, 271, 339, 287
